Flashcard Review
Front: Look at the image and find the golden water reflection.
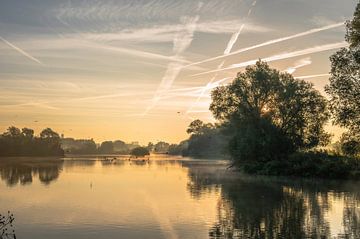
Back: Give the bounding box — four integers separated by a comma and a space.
0, 157, 359, 239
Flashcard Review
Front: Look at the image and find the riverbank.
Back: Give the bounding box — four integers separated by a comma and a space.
237, 151, 360, 180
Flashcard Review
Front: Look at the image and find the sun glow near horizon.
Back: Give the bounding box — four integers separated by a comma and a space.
0, 0, 356, 143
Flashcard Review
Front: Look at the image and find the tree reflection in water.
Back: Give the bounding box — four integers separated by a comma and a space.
184, 162, 360, 239
0, 158, 64, 186
0, 158, 358, 238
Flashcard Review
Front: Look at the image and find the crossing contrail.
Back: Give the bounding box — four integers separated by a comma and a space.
143, 2, 204, 116
0, 36, 43, 65
186, 0, 257, 114
192, 41, 347, 76
184, 22, 345, 68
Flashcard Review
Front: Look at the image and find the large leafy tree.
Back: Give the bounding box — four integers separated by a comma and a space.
325, 2, 360, 155
210, 61, 330, 163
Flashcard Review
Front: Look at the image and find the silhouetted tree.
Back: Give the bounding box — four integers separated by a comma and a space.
40, 128, 60, 139
21, 128, 34, 139
154, 141, 170, 153
168, 141, 189, 155
113, 140, 128, 153
326, 3, 360, 156
0, 126, 63, 156
210, 61, 330, 165
98, 141, 114, 154
130, 147, 150, 157
3, 127, 21, 138
147, 142, 154, 152
340, 132, 360, 156
184, 120, 229, 158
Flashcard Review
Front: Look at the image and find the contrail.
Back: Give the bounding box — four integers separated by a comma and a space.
193, 41, 347, 76
285, 57, 312, 74
0, 36, 43, 65
224, 24, 245, 55
184, 22, 344, 68
186, 0, 256, 114
143, 2, 203, 116
295, 73, 330, 79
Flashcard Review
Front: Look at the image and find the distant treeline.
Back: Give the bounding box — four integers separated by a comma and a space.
62, 139, 184, 155
61, 138, 141, 155
0, 127, 64, 156
61, 137, 226, 158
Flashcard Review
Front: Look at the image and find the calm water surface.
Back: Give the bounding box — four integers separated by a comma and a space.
0, 156, 359, 239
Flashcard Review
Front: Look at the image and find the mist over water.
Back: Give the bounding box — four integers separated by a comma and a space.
0, 156, 359, 239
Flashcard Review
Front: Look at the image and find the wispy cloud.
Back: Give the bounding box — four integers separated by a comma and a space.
1, 101, 60, 110
19, 34, 188, 63
143, 9, 201, 115
193, 41, 347, 76
82, 20, 269, 44
0, 36, 43, 65
184, 22, 345, 68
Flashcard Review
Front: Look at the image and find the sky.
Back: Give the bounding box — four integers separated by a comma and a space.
0, 0, 357, 144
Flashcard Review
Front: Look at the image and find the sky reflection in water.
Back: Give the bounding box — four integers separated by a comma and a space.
0, 156, 359, 239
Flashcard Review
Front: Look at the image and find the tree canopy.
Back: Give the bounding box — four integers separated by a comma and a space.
130, 147, 150, 157
210, 61, 330, 155
184, 120, 229, 158
0, 126, 64, 156
325, 2, 360, 156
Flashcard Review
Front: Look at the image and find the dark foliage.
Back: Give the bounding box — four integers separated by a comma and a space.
0, 126, 64, 157
61, 138, 142, 155
113, 140, 128, 154
340, 132, 360, 157
229, 117, 294, 166
98, 141, 114, 154
241, 152, 360, 179
183, 120, 229, 158
326, 2, 360, 156
61, 138, 97, 154
210, 61, 330, 165
153, 141, 170, 153
168, 141, 188, 155
0, 211, 16, 239
130, 147, 150, 157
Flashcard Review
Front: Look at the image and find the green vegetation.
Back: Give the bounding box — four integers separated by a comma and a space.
164, 120, 228, 158
325, 3, 360, 157
209, 60, 330, 166
168, 141, 188, 156
153, 141, 170, 153
242, 152, 360, 179
176, 3, 360, 178
61, 138, 140, 155
0, 126, 64, 156
183, 120, 228, 158
130, 147, 150, 157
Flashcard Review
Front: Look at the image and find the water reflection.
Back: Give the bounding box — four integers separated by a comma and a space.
0, 158, 64, 186
0, 157, 358, 238
184, 163, 360, 239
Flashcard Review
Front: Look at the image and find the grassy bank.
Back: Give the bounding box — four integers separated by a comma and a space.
239, 152, 360, 179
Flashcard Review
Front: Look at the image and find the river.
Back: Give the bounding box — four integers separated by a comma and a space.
0, 156, 359, 239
